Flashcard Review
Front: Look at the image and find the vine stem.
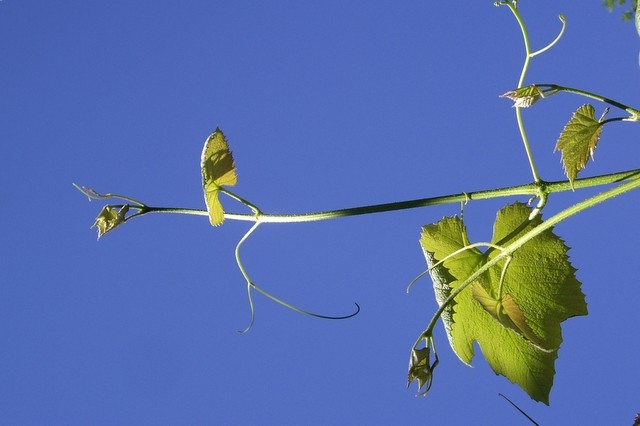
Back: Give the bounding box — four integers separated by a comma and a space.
131, 168, 640, 224
415, 172, 640, 345
499, 2, 566, 183
503, 2, 540, 182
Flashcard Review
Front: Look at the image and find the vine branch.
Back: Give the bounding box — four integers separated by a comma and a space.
96, 168, 640, 225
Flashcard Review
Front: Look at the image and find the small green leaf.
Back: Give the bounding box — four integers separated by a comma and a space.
420, 203, 588, 403
92, 204, 129, 239
554, 104, 607, 186
201, 128, 238, 226
500, 85, 544, 108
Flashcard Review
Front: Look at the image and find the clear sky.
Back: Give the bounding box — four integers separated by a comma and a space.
2, 1, 639, 424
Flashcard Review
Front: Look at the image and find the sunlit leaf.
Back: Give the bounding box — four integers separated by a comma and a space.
554, 104, 607, 187
201, 128, 238, 226
500, 85, 544, 108
419, 203, 588, 403
471, 283, 549, 351
92, 205, 129, 239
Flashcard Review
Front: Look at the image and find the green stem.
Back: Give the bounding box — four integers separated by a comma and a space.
537, 84, 640, 117
133, 168, 640, 224
601, 116, 629, 126
501, 2, 532, 89
418, 172, 640, 340
496, 256, 512, 300
502, 2, 542, 182
515, 108, 540, 182
220, 187, 262, 215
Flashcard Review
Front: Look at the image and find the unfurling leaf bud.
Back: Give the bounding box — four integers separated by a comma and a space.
92, 204, 129, 239
501, 85, 545, 108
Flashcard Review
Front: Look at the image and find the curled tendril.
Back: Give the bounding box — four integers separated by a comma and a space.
234, 219, 361, 333
527, 191, 548, 220
72, 183, 147, 207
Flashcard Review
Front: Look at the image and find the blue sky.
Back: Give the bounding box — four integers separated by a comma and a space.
2, 1, 639, 424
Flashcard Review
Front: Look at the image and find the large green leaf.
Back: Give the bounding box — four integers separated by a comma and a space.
554, 104, 606, 187
201, 128, 238, 226
420, 203, 587, 403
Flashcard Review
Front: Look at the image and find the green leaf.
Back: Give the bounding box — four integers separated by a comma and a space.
420, 203, 587, 403
471, 282, 549, 351
92, 204, 129, 239
422, 216, 479, 352
201, 128, 238, 226
554, 104, 607, 187
500, 85, 545, 108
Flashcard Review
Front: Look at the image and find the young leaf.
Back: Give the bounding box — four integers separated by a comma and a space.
92, 205, 129, 239
420, 203, 587, 403
554, 104, 607, 187
407, 345, 438, 396
500, 85, 544, 108
201, 128, 238, 226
